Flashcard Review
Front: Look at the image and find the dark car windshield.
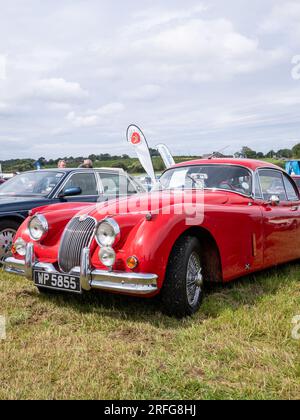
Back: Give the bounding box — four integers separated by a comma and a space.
158, 165, 252, 196
0, 171, 65, 196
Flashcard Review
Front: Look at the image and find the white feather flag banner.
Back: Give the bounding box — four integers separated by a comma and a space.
156, 143, 175, 169
126, 125, 156, 183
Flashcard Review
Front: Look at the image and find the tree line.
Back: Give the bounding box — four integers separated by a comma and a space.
1, 144, 300, 173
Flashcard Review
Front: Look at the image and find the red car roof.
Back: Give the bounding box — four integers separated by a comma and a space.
174, 158, 280, 171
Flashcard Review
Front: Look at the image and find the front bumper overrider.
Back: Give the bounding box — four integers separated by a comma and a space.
3, 243, 158, 295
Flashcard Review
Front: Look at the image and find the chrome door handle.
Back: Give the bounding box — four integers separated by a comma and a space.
290, 206, 299, 211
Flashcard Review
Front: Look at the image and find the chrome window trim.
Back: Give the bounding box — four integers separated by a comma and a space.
282, 172, 300, 202
256, 167, 291, 202
54, 170, 99, 199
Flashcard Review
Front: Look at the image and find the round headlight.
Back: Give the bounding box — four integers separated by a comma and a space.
14, 238, 27, 256
28, 214, 48, 241
96, 219, 120, 247
99, 247, 116, 267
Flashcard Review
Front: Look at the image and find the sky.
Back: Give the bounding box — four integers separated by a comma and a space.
0, 0, 300, 160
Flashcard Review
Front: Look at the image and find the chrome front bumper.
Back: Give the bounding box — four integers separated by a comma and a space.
3, 244, 158, 296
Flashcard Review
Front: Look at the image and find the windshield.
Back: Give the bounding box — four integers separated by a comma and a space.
0, 171, 65, 196
158, 165, 252, 196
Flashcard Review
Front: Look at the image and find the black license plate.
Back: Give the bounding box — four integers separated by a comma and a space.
34, 271, 82, 294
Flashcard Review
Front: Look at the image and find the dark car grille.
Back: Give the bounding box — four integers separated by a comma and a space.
58, 216, 96, 273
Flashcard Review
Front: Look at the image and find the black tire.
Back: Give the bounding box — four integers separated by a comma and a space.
160, 236, 204, 318
0, 219, 20, 262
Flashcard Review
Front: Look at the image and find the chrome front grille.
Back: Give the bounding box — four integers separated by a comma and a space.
58, 216, 96, 273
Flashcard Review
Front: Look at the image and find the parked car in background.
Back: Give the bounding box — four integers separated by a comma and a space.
4, 159, 300, 317
0, 168, 144, 260
292, 175, 300, 192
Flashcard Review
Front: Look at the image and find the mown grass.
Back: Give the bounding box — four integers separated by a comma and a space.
0, 264, 299, 400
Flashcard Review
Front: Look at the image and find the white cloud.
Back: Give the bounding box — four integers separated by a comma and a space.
127, 4, 208, 33
0, 54, 7, 80
0, 1, 298, 159
47, 102, 72, 111
123, 84, 162, 100
66, 102, 125, 127
98, 16, 284, 83
260, 1, 300, 38
30, 78, 88, 102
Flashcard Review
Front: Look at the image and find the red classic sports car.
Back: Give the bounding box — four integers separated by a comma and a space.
4, 158, 300, 317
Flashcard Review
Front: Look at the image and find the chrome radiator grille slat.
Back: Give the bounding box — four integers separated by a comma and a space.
58, 216, 96, 273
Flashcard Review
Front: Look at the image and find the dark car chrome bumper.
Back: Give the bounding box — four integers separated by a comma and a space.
3, 243, 158, 296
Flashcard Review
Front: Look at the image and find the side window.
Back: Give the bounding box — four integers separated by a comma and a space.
283, 174, 299, 201
99, 173, 121, 196
259, 170, 287, 201
63, 173, 98, 196
98, 172, 140, 196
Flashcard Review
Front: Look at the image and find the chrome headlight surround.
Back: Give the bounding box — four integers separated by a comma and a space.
95, 218, 120, 248
28, 214, 48, 241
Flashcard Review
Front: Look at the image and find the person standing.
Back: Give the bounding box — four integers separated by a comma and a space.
58, 160, 67, 169
79, 159, 93, 169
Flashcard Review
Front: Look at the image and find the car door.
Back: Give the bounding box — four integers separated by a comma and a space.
58, 171, 99, 203
258, 168, 300, 267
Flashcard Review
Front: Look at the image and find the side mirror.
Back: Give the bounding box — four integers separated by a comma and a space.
267, 195, 280, 206
59, 187, 82, 198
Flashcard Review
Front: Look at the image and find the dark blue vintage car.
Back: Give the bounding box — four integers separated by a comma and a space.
0, 168, 144, 260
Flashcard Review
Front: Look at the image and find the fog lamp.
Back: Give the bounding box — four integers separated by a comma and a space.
13, 238, 27, 256
99, 247, 116, 268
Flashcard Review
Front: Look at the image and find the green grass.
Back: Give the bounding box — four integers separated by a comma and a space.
0, 264, 299, 400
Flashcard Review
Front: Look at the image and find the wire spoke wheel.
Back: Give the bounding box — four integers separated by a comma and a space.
0, 229, 16, 262
186, 251, 203, 307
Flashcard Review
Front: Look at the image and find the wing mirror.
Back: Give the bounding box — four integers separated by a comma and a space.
59, 187, 82, 198
267, 195, 280, 206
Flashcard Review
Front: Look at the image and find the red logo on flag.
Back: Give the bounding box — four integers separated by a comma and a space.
131, 132, 141, 145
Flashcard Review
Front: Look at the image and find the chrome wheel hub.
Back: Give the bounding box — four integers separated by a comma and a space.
186, 252, 203, 306
0, 229, 16, 260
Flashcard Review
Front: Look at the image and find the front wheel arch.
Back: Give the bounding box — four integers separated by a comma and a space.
167, 227, 223, 285
159, 229, 223, 317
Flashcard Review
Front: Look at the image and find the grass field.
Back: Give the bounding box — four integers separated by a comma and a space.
0, 264, 299, 400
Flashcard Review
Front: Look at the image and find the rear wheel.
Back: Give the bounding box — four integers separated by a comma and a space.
0, 220, 20, 263
160, 236, 204, 318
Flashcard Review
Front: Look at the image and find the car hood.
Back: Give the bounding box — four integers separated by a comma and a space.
0, 195, 47, 211
78, 190, 231, 220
